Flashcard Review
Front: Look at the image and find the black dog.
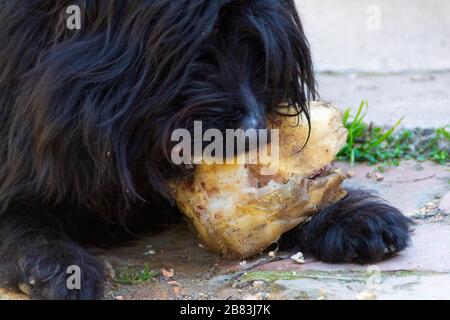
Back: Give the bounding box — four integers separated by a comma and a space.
0, 0, 413, 300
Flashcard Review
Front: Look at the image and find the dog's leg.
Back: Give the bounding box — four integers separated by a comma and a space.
0, 207, 104, 300
280, 190, 414, 264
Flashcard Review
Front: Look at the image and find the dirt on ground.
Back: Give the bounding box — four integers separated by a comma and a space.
1, 160, 448, 301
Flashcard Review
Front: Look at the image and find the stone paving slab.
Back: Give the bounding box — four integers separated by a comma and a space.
256, 221, 450, 274
336, 161, 449, 217
274, 273, 450, 300
0, 161, 448, 300
3, 221, 449, 300
440, 192, 450, 213
296, 0, 450, 73
317, 72, 450, 129
295, 0, 450, 128
100, 161, 450, 300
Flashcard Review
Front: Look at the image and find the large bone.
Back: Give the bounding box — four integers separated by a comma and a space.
173, 101, 348, 258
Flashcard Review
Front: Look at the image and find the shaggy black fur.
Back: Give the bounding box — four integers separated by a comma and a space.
280, 190, 414, 264
0, 0, 412, 300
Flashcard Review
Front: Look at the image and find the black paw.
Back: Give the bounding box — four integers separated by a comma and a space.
281, 190, 414, 264
16, 241, 105, 300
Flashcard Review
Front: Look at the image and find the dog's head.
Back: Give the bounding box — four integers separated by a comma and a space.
0, 0, 315, 211
146, 0, 317, 196
87, 0, 317, 202
167, 0, 316, 131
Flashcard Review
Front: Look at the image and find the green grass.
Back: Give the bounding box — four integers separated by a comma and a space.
115, 264, 159, 285
337, 100, 449, 166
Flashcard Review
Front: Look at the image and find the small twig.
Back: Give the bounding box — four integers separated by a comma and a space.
385, 174, 436, 184
228, 254, 291, 282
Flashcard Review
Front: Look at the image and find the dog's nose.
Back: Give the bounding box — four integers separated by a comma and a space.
241, 113, 266, 132
240, 113, 270, 153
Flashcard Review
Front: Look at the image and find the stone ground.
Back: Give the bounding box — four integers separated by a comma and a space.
1, 0, 449, 301
297, 0, 450, 128
1, 160, 448, 301
317, 72, 450, 129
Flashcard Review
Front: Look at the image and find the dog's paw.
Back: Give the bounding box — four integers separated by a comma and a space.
281, 190, 414, 264
17, 241, 105, 300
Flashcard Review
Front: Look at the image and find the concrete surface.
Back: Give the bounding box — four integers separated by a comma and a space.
275, 273, 450, 300
296, 0, 450, 73
317, 72, 450, 128
2, 161, 448, 301
257, 222, 450, 274
338, 161, 449, 217
296, 0, 450, 128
